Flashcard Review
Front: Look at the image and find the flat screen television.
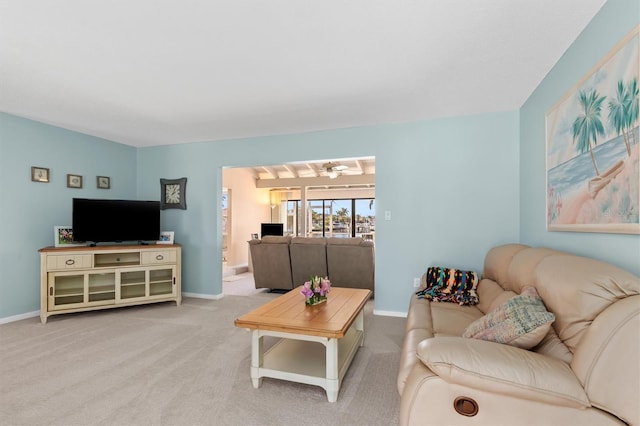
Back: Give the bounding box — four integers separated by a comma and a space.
261, 223, 284, 238
73, 198, 160, 244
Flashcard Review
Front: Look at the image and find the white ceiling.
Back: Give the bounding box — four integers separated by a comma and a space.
1, 0, 606, 148
250, 157, 375, 187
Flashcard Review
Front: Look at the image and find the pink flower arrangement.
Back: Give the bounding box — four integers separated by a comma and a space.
301, 276, 331, 305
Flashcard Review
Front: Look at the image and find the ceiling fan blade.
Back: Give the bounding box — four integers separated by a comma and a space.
322, 162, 348, 171
322, 162, 336, 170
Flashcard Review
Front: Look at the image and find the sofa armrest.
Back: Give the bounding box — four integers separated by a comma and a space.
417, 336, 590, 408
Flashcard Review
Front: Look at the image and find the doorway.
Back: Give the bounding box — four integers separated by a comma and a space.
221, 157, 375, 293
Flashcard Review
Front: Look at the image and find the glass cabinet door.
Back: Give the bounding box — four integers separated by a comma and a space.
48, 273, 85, 310
119, 270, 146, 300
88, 272, 116, 304
149, 267, 175, 297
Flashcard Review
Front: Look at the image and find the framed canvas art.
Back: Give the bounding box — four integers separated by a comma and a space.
545, 26, 639, 234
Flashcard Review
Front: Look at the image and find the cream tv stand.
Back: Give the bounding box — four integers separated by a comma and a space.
39, 244, 181, 323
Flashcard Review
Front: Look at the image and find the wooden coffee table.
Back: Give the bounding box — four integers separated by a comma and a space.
234, 286, 371, 402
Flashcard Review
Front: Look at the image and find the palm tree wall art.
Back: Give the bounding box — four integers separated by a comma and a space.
573, 88, 607, 176
546, 26, 639, 234
608, 80, 633, 156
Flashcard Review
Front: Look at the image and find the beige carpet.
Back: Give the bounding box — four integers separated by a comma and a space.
222, 275, 244, 282
0, 293, 405, 426
223, 272, 270, 296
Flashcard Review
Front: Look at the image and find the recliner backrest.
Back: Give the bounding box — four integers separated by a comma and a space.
533, 254, 640, 425
248, 236, 293, 289
326, 237, 374, 290
483, 244, 640, 424
290, 237, 328, 286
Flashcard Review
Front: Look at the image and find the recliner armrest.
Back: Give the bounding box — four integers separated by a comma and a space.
417, 336, 590, 408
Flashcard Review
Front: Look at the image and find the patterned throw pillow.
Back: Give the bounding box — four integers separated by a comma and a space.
462, 286, 555, 349
415, 266, 479, 305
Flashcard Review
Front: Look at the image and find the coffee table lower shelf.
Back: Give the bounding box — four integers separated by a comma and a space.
251, 323, 363, 402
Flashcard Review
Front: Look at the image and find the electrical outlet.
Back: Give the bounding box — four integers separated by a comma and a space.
413, 277, 420, 288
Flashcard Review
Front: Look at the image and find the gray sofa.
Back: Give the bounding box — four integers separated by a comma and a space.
248, 236, 374, 292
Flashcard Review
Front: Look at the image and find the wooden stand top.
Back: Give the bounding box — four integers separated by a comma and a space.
39, 243, 182, 253
234, 287, 371, 339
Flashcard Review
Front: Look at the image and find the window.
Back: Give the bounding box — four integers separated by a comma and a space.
283, 198, 375, 239
355, 199, 375, 240
285, 200, 301, 236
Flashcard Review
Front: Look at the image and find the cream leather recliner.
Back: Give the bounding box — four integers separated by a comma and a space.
398, 244, 640, 425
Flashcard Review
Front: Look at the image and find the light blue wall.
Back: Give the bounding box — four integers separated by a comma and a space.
137, 111, 520, 314
0, 113, 137, 318
5, 1, 638, 320
520, 0, 640, 275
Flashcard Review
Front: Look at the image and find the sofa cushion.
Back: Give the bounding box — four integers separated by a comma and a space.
431, 303, 484, 336
415, 266, 479, 306
462, 286, 555, 349
475, 278, 518, 314
405, 293, 483, 336
482, 244, 529, 289
504, 247, 559, 293
417, 337, 590, 408
533, 254, 640, 354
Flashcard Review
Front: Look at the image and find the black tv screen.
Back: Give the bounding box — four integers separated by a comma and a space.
73, 198, 160, 243
261, 223, 283, 237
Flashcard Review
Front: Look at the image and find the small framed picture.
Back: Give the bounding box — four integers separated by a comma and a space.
97, 176, 110, 189
157, 231, 175, 245
54, 226, 83, 247
67, 174, 83, 189
251, 233, 259, 240
31, 166, 50, 183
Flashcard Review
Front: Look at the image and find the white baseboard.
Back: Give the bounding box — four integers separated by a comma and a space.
0, 310, 40, 325
0, 297, 401, 323
373, 309, 407, 318
182, 292, 224, 300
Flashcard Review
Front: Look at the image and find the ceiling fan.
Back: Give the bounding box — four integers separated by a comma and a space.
321, 161, 349, 179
